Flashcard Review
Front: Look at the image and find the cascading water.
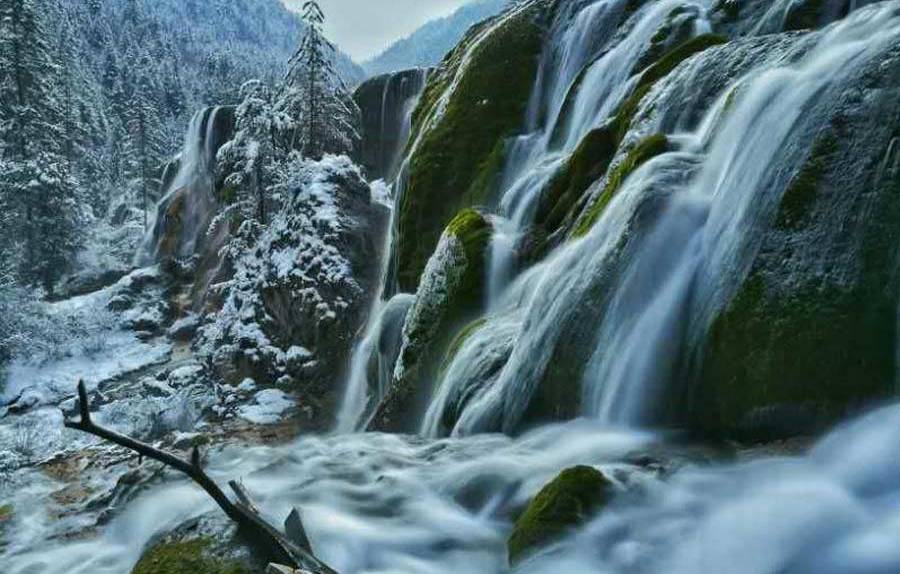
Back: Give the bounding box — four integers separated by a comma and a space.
11, 398, 900, 573
590, 3, 900, 424
487, 0, 712, 303
421, 0, 900, 436
8, 3, 900, 573
336, 78, 428, 432
136, 106, 229, 266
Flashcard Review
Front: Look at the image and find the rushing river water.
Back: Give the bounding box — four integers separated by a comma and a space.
6, 404, 900, 573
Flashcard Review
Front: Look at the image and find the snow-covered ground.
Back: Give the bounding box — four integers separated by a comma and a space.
1, 272, 172, 410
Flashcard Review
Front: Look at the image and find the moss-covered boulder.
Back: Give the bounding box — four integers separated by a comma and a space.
690, 53, 900, 440
131, 538, 250, 574
370, 210, 493, 432
508, 466, 613, 565
537, 126, 619, 238
395, 2, 546, 292
573, 133, 670, 237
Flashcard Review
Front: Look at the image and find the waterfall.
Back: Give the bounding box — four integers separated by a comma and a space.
486, 0, 713, 304
379, 69, 429, 182
135, 106, 228, 266
336, 72, 428, 431
424, 0, 900, 436
354, 69, 429, 182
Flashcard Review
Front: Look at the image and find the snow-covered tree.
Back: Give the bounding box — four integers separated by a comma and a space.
277, 0, 359, 159
126, 72, 167, 227
0, 0, 82, 292
218, 79, 298, 224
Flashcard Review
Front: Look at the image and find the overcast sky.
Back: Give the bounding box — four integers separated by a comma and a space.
283, 0, 474, 61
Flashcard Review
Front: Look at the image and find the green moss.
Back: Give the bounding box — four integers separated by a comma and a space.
396, 6, 545, 292
776, 133, 839, 229
539, 126, 619, 235
508, 466, 613, 565
695, 271, 895, 438
467, 139, 509, 206
573, 134, 670, 237
131, 539, 250, 574
0, 504, 11, 521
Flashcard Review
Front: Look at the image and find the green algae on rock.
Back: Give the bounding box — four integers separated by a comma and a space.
131, 538, 250, 574
395, 2, 546, 292
508, 466, 613, 565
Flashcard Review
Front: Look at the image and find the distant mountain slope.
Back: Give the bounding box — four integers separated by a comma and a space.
362, 0, 510, 77
44, 0, 364, 207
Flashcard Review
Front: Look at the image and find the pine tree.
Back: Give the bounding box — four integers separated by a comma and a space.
278, 0, 359, 159
127, 72, 166, 227
218, 79, 286, 224
0, 0, 82, 292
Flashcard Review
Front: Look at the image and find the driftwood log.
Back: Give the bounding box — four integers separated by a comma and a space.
63, 380, 337, 574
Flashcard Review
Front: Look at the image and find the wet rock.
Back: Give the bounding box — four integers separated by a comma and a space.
370, 210, 493, 433
507, 465, 614, 565
353, 68, 429, 181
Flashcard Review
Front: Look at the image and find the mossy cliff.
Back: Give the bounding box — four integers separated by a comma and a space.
691, 87, 900, 440
370, 210, 493, 432
537, 34, 726, 245
507, 466, 613, 565
395, 2, 547, 293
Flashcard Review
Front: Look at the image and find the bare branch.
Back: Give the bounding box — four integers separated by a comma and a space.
63, 380, 337, 574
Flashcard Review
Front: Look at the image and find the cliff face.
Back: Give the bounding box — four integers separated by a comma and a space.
352, 0, 900, 440
353, 69, 429, 182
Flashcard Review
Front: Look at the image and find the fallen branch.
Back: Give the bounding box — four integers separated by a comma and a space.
63, 380, 337, 574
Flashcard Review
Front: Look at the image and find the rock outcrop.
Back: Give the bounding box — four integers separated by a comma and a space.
196, 156, 388, 429
507, 465, 614, 565
353, 68, 429, 182
369, 209, 492, 432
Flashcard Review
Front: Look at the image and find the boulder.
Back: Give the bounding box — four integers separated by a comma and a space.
508, 466, 614, 565
370, 209, 492, 432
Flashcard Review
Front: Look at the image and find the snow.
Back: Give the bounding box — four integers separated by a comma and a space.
3, 331, 172, 408
237, 378, 258, 393
1, 267, 172, 406
238, 389, 295, 425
